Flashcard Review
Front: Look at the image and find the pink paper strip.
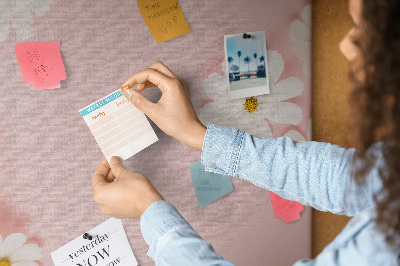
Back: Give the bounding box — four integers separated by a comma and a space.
269, 191, 304, 223
14, 41, 67, 90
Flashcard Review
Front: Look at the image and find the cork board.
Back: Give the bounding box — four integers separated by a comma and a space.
312, 0, 353, 257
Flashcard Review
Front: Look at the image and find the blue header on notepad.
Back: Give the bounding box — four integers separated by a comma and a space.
80, 91, 123, 116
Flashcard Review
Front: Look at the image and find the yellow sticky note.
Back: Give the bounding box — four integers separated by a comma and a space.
137, 0, 191, 44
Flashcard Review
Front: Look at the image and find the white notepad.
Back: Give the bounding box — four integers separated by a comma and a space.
79, 90, 158, 162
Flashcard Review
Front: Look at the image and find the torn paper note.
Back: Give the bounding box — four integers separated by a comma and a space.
14, 41, 67, 90
137, 0, 191, 44
189, 161, 233, 208
79, 90, 158, 162
269, 191, 304, 223
51, 218, 138, 266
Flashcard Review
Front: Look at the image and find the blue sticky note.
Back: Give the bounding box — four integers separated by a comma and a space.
189, 161, 233, 208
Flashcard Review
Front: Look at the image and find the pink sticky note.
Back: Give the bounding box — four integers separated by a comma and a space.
14, 41, 67, 90
269, 191, 304, 223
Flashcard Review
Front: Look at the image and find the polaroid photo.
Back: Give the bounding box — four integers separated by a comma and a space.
224, 31, 270, 100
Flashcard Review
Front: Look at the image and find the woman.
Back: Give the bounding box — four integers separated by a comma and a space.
91, 0, 400, 264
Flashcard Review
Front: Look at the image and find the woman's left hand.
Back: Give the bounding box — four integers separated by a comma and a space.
91, 157, 164, 219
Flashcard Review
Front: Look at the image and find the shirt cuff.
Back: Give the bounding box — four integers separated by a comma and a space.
140, 200, 191, 260
201, 124, 245, 176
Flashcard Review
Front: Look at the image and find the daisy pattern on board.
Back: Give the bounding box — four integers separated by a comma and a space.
289, 4, 312, 77
199, 50, 304, 138
0, 233, 42, 266
0, 0, 51, 42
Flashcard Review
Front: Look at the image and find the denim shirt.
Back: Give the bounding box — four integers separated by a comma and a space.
140, 124, 399, 265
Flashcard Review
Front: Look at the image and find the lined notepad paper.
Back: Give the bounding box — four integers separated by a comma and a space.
79, 90, 158, 161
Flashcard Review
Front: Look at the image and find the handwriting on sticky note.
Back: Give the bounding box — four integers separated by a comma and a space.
137, 0, 191, 43
269, 191, 304, 223
51, 218, 138, 266
189, 161, 233, 208
14, 41, 67, 90
79, 90, 158, 162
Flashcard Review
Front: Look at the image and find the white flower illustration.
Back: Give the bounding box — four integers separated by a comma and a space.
289, 4, 312, 77
0, 233, 42, 266
199, 50, 304, 138
285, 119, 312, 141
0, 0, 51, 42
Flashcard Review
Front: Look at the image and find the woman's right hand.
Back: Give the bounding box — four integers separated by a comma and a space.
120, 61, 207, 151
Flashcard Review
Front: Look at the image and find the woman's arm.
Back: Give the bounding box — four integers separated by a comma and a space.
91, 157, 233, 265
119, 61, 382, 217
141, 201, 234, 265
202, 124, 382, 216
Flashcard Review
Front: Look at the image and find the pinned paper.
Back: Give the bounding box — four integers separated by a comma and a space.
51, 218, 138, 266
189, 161, 233, 208
137, 0, 191, 44
79, 90, 158, 162
14, 41, 67, 90
269, 192, 304, 223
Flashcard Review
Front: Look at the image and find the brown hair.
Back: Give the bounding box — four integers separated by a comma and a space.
350, 0, 400, 250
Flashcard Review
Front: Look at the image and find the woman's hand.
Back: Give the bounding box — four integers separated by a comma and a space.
120, 61, 207, 151
91, 157, 164, 220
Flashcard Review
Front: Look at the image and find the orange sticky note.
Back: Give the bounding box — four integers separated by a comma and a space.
269, 191, 304, 223
137, 0, 191, 44
14, 41, 67, 90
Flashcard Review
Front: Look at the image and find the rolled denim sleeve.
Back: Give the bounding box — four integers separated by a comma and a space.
140, 200, 234, 265
201, 124, 382, 216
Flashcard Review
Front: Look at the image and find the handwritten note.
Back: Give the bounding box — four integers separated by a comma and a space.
189, 161, 233, 208
51, 218, 138, 266
137, 0, 191, 43
79, 89, 158, 162
14, 41, 67, 90
269, 192, 304, 223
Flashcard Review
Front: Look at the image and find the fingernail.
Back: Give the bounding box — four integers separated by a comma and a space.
110, 156, 121, 165
121, 85, 130, 92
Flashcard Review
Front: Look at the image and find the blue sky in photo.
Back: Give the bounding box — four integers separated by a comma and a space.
226, 32, 266, 73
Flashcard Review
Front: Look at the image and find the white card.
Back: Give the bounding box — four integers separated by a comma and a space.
79, 89, 158, 162
51, 218, 138, 266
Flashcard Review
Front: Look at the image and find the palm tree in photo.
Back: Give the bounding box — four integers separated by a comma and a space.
253, 53, 258, 71
227, 56, 233, 74
231, 64, 239, 73
260, 55, 265, 71
244, 56, 251, 78
237, 51, 242, 77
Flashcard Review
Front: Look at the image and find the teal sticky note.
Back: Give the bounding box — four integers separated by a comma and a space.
189, 161, 233, 208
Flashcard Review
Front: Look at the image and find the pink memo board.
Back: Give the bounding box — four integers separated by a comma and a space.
0, 0, 311, 265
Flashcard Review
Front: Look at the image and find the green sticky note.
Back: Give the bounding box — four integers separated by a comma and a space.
189, 161, 233, 208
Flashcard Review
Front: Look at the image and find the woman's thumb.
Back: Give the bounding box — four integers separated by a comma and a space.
109, 156, 127, 178
122, 89, 154, 115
